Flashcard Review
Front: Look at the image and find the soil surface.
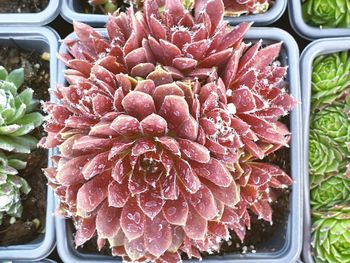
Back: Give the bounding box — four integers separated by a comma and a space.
0, 46, 49, 245
78, 0, 131, 14
0, 0, 49, 13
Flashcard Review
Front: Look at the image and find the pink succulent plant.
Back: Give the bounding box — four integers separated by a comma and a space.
41, 0, 296, 262
223, 0, 272, 16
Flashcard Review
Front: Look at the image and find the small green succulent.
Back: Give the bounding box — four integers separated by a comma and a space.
312, 205, 350, 263
311, 175, 350, 210
0, 150, 30, 225
0, 66, 43, 154
302, 0, 350, 28
309, 130, 345, 182
311, 104, 350, 151
88, 0, 118, 13
311, 52, 350, 109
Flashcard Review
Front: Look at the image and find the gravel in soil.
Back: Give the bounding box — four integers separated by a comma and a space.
0, 0, 49, 13
78, 0, 131, 14
0, 46, 50, 245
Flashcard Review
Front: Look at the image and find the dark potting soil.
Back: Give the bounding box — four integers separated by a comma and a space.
0, 0, 49, 13
0, 47, 49, 245
78, 0, 131, 14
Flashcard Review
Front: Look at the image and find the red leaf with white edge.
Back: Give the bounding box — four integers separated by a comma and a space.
173, 57, 198, 71
221, 207, 240, 225
238, 40, 262, 74
241, 185, 258, 204
109, 141, 133, 160
96, 200, 121, 239
174, 158, 201, 194
177, 138, 210, 163
128, 165, 149, 195
176, 116, 199, 141
199, 48, 232, 68
65, 116, 98, 129
223, 46, 244, 87
161, 168, 179, 200
131, 138, 156, 157
124, 236, 146, 261
111, 155, 132, 183
146, 65, 174, 87
97, 55, 124, 74
157, 251, 182, 263
205, 138, 227, 155
130, 63, 155, 78
108, 180, 130, 208
120, 198, 145, 241
73, 136, 114, 152
230, 87, 256, 113
162, 192, 188, 226
149, 15, 167, 40
203, 0, 224, 34
204, 179, 240, 207
168, 226, 185, 253
242, 138, 265, 160
76, 171, 111, 216
111, 115, 141, 136
193, 158, 232, 187
57, 154, 92, 185
91, 64, 116, 88
171, 30, 191, 50
159, 95, 191, 130
144, 212, 172, 257
184, 204, 207, 240
92, 94, 113, 116
122, 91, 156, 121
66, 184, 81, 207
187, 185, 218, 220
82, 152, 112, 180
124, 47, 147, 70
140, 114, 168, 136
159, 39, 182, 61
89, 122, 119, 137
251, 200, 272, 222
185, 39, 210, 61
108, 227, 125, 248
59, 134, 84, 158
239, 114, 289, 146
135, 79, 156, 95
219, 22, 251, 52
75, 216, 96, 247
153, 83, 184, 110
138, 187, 164, 220
253, 42, 282, 72
157, 137, 181, 156
208, 222, 229, 240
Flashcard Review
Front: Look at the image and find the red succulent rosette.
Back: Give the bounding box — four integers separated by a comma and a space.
41, 0, 296, 262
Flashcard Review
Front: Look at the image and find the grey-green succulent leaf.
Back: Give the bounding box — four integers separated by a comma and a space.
311, 175, 350, 210
0, 150, 30, 225
0, 67, 44, 153
311, 205, 350, 263
302, 0, 350, 28
311, 52, 350, 109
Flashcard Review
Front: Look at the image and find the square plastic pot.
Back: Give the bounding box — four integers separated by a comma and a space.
225, 0, 287, 26
61, 0, 108, 26
289, 1, 350, 40
61, 0, 286, 26
54, 26, 303, 263
0, 0, 60, 26
0, 26, 59, 261
300, 37, 350, 263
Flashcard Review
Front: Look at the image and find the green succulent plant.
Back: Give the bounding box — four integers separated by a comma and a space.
0, 66, 44, 154
302, 0, 350, 28
0, 150, 30, 225
309, 130, 346, 182
311, 104, 350, 152
312, 205, 350, 263
311, 175, 350, 210
311, 51, 350, 109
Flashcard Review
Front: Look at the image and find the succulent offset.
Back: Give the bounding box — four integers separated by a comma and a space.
42, 0, 296, 261
0, 150, 30, 225
223, 0, 272, 16
0, 66, 44, 154
311, 51, 350, 109
309, 130, 346, 187
312, 205, 350, 263
311, 175, 350, 210
88, 0, 121, 13
302, 0, 350, 28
